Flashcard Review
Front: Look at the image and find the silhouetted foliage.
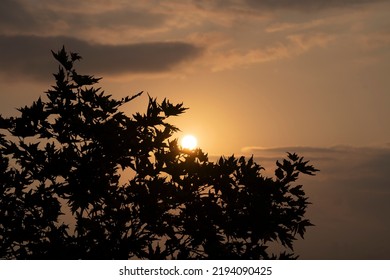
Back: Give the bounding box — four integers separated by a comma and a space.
0, 47, 319, 259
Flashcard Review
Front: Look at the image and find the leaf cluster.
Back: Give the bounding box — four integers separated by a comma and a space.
0, 47, 318, 259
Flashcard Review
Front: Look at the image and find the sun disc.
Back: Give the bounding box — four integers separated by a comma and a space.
181, 135, 197, 150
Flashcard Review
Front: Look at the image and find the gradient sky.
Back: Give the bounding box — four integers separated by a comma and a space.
1, 0, 389, 259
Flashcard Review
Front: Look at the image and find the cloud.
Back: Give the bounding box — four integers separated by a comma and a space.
359, 31, 390, 50
242, 145, 342, 157
244, 0, 385, 11
0, 35, 203, 81
241, 145, 390, 259
245, 144, 390, 179
189, 0, 385, 20
0, 0, 381, 75
3, 0, 382, 41
210, 33, 335, 71
0, 0, 168, 38
0, 0, 39, 33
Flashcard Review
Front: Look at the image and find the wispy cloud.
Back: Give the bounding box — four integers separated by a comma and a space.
265, 19, 328, 33
210, 33, 335, 71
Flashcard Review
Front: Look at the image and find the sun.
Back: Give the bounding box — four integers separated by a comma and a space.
181, 134, 198, 150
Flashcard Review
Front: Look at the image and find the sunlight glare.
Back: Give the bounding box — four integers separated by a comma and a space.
181, 135, 198, 150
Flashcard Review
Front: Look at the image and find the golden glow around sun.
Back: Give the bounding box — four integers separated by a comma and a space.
181, 135, 198, 150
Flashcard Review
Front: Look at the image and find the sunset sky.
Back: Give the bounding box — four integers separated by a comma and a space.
1, 0, 389, 259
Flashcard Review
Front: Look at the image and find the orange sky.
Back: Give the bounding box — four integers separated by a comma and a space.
0, 0, 390, 259
1, 0, 389, 154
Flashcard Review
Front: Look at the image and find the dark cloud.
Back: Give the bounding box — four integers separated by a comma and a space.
0, 0, 38, 31
243, 145, 343, 155
0, 0, 168, 35
196, 0, 384, 14
244, 0, 384, 11
245, 145, 390, 259
0, 35, 203, 81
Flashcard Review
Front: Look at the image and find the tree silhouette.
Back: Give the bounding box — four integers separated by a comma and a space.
0, 47, 318, 259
